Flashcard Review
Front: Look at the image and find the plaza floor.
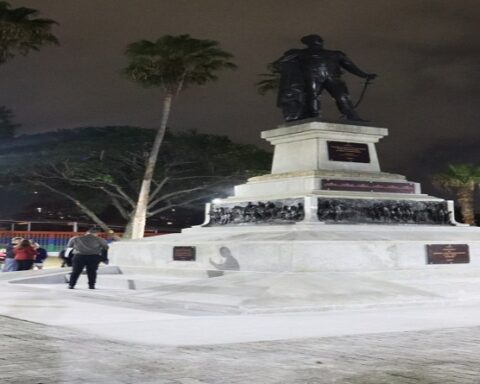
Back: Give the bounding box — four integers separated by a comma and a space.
2, 267, 480, 383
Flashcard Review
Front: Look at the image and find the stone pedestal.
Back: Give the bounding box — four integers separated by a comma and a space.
263, 121, 385, 174
211, 121, 451, 226
232, 121, 420, 199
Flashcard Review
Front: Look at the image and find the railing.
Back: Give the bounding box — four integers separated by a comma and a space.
0, 231, 96, 252
0, 230, 165, 252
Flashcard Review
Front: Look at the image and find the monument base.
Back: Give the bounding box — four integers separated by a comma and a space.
110, 120, 480, 311
109, 224, 480, 273
108, 223, 480, 313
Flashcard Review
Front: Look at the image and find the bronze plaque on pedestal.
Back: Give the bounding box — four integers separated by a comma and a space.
327, 141, 370, 163
426, 244, 469, 264
173, 246, 196, 261
322, 179, 416, 194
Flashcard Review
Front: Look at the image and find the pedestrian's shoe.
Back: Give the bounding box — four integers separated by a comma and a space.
68, 285, 74, 289
89, 286, 95, 290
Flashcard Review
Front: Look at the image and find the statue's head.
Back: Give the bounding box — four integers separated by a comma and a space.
301, 34, 324, 48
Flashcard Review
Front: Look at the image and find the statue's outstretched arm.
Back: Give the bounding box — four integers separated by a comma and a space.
339, 52, 376, 79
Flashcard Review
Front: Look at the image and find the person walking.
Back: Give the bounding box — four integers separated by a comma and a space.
67, 228, 109, 289
2, 237, 23, 272
14, 239, 37, 271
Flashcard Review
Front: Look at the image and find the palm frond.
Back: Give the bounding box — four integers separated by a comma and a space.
0, 1, 58, 64
124, 34, 236, 93
432, 163, 480, 190
255, 63, 280, 95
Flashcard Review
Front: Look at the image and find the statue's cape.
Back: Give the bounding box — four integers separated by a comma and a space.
273, 49, 306, 106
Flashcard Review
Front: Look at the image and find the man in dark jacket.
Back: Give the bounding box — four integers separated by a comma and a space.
67, 228, 108, 289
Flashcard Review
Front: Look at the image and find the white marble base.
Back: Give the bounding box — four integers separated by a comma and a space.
110, 224, 480, 273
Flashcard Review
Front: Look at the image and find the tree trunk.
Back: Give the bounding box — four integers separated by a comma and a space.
122, 216, 135, 239
456, 183, 475, 225
130, 93, 173, 239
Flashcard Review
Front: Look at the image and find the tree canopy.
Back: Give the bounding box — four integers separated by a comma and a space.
433, 164, 480, 225
124, 34, 236, 93
0, 126, 271, 235
0, 1, 58, 64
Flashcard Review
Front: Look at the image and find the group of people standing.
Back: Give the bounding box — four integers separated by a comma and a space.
2, 228, 110, 290
2, 237, 48, 272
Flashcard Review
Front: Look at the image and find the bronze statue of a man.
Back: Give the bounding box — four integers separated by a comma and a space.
274, 34, 377, 122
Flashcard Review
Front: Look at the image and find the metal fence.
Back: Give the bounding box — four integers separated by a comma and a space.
0, 231, 92, 252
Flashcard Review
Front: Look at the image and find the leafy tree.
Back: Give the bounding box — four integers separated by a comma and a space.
0, 127, 127, 231
0, 127, 271, 237
432, 164, 480, 225
0, 105, 19, 138
0, 1, 58, 65
124, 34, 236, 238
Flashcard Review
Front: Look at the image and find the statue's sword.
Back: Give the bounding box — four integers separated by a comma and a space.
353, 77, 373, 108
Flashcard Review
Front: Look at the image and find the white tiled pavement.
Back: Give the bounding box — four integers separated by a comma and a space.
2, 268, 480, 383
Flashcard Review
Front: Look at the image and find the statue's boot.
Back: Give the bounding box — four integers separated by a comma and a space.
345, 112, 368, 123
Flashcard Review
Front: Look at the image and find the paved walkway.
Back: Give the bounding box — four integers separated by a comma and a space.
2, 314, 480, 384
3, 268, 480, 383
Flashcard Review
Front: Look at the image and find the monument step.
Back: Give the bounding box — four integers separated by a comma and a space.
247, 169, 407, 182
223, 191, 435, 203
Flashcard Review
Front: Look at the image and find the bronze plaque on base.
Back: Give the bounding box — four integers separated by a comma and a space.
322, 179, 416, 194
426, 244, 469, 264
173, 246, 196, 261
327, 141, 370, 163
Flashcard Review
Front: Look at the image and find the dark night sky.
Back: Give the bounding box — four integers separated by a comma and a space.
2, 0, 480, 194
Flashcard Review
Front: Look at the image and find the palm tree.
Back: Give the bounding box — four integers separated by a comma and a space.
0, 1, 58, 65
124, 34, 236, 238
433, 164, 480, 225
256, 63, 280, 95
